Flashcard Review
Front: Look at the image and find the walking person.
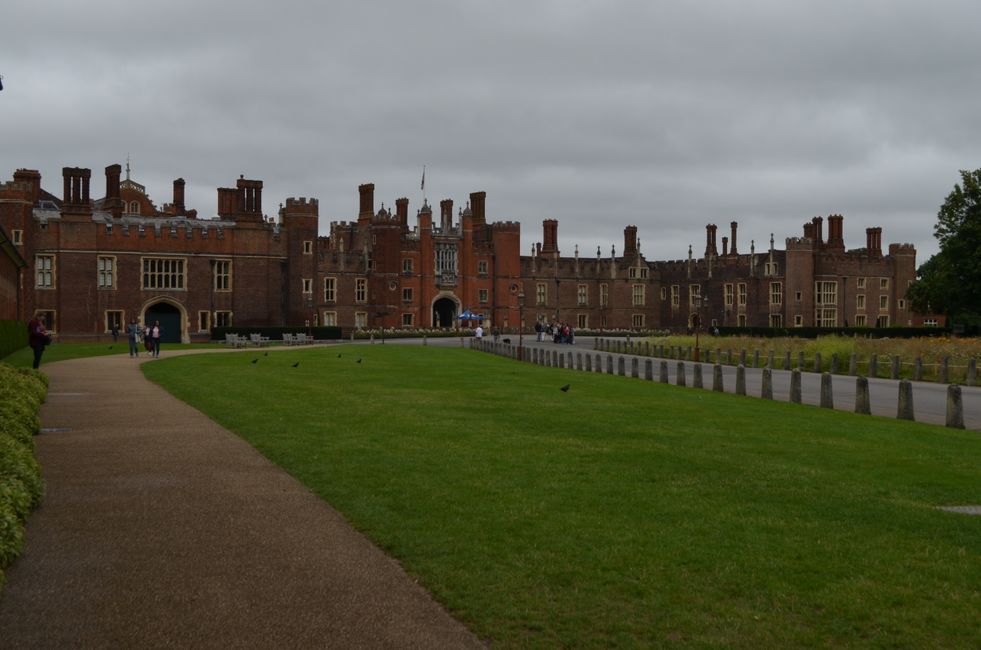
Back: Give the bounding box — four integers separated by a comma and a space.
27, 315, 50, 370
126, 318, 141, 357
474, 324, 484, 340
150, 320, 162, 358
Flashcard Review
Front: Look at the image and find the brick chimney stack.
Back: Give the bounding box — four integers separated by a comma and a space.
104, 164, 123, 219
395, 197, 409, 229
722, 236, 729, 257
827, 214, 844, 251
13, 169, 42, 205
729, 221, 738, 255
470, 191, 486, 226
541, 219, 558, 254
173, 178, 186, 216
866, 227, 882, 257
439, 199, 453, 231
705, 224, 718, 257
812, 216, 824, 246
62, 167, 92, 217
624, 225, 638, 256
358, 183, 374, 224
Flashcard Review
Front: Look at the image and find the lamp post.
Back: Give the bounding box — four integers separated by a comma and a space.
517, 292, 525, 360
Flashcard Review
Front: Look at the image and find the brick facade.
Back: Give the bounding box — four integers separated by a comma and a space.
0, 162, 930, 340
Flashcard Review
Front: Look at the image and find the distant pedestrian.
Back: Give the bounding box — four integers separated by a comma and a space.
534, 321, 544, 342
126, 318, 141, 357
150, 320, 162, 358
474, 324, 484, 339
492, 327, 500, 343
27, 315, 50, 369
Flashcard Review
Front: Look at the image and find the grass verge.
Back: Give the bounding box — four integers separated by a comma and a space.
143, 345, 981, 648
0, 342, 224, 369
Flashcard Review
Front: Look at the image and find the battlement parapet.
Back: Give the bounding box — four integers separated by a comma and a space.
888, 243, 916, 255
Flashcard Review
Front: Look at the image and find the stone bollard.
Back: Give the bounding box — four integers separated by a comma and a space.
735, 364, 746, 395
631, 357, 639, 378
891, 356, 900, 380
713, 364, 724, 392
607, 355, 615, 375
660, 360, 669, 383
559, 354, 566, 369
897, 379, 915, 421
423, 335, 428, 346
577, 353, 583, 371
813, 352, 822, 373
595, 353, 602, 373
753, 350, 760, 368
645, 359, 653, 380
820, 373, 834, 409
855, 376, 871, 415
693, 363, 703, 388
869, 354, 878, 378
618, 356, 626, 376
946, 384, 965, 429
687, 346, 692, 360
914, 357, 922, 381
370, 334, 375, 344
761, 367, 773, 399
585, 354, 592, 372
830, 353, 839, 375
676, 362, 686, 387
783, 351, 791, 371
941, 357, 950, 384
790, 369, 802, 404
797, 351, 805, 370
849, 353, 857, 376
968, 359, 977, 387
767, 350, 774, 369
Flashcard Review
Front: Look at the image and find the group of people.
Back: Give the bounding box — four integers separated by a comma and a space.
126, 319, 163, 358
27, 316, 164, 369
535, 321, 575, 344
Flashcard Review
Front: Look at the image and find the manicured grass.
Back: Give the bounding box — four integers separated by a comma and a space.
0, 342, 224, 369
143, 346, 981, 648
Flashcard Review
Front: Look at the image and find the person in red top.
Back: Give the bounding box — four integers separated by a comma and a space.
27, 315, 49, 369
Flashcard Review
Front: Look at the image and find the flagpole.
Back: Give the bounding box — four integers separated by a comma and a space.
420, 164, 426, 205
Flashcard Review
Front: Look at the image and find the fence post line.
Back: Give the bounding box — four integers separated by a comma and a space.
753, 350, 760, 368
735, 364, 746, 396
618, 356, 625, 376
585, 353, 592, 372
676, 362, 686, 387
891, 356, 900, 380
645, 358, 653, 381
814, 352, 822, 373
761, 367, 773, 399
941, 357, 950, 384
559, 353, 566, 369
914, 357, 923, 381
595, 353, 602, 373
830, 353, 839, 375
790, 369, 802, 403
897, 379, 915, 421
631, 357, 639, 378
783, 351, 791, 371
869, 353, 878, 378
767, 350, 774, 369
693, 363, 703, 388
820, 372, 834, 409
968, 358, 977, 387
739, 350, 747, 366
607, 355, 614, 375
946, 384, 965, 429
849, 353, 857, 376
713, 364, 724, 392
855, 376, 871, 415
659, 360, 669, 383
797, 351, 805, 370
577, 352, 583, 371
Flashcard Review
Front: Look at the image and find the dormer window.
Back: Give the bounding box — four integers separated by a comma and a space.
129, 201, 140, 214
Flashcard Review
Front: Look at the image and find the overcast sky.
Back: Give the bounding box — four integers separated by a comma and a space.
3, 1, 979, 265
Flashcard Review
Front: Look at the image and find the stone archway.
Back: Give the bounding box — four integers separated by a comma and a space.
142, 299, 187, 343
432, 296, 459, 329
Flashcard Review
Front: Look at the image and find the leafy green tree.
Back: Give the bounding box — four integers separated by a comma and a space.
907, 169, 981, 326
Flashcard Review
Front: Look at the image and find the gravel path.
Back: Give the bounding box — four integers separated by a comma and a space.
0, 352, 484, 649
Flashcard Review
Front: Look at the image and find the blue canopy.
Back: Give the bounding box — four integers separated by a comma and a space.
458, 310, 484, 321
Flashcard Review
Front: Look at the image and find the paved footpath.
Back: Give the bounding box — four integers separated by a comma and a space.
0, 351, 484, 649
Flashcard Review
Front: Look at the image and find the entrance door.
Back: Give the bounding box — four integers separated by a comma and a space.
433, 297, 457, 328
145, 302, 182, 343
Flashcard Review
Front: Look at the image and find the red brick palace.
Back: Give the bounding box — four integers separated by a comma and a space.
0, 163, 931, 342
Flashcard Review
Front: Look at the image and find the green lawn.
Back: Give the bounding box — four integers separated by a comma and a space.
1, 341, 223, 368
143, 345, 981, 648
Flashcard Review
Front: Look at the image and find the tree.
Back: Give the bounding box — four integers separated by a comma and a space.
907, 168, 981, 326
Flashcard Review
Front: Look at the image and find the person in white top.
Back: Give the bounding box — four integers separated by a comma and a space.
474, 325, 484, 339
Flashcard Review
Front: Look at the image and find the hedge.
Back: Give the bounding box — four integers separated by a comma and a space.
211, 326, 343, 341
0, 320, 28, 360
713, 326, 952, 339
0, 363, 46, 592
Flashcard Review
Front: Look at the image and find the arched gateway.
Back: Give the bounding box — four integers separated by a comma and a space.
143, 300, 185, 343
432, 296, 459, 329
